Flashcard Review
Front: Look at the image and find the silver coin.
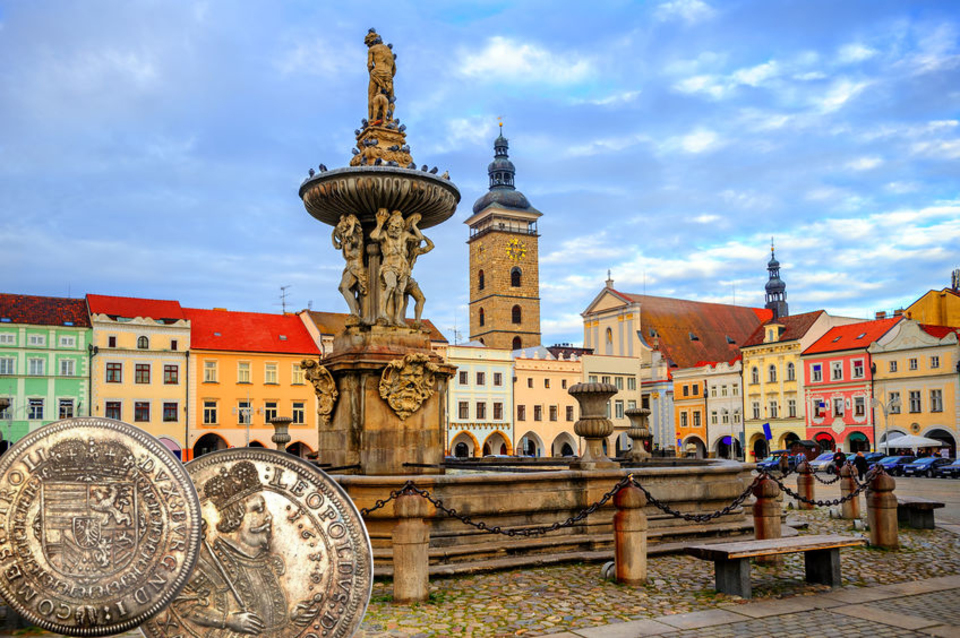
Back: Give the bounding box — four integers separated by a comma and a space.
0, 417, 202, 636
141, 448, 373, 638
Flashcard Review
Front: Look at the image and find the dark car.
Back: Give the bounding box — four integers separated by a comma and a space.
863, 452, 887, 467
902, 457, 953, 478
756, 453, 804, 473
935, 460, 960, 478
877, 455, 917, 476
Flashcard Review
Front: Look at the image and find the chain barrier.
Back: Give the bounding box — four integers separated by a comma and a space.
811, 468, 844, 485
358, 482, 414, 516
766, 465, 883, 507
630, 474, 761, 522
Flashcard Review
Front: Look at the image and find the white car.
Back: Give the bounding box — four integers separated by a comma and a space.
811, 452, 837, 473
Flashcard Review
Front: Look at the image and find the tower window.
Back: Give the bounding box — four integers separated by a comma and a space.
512, 336, 522, 350
478, 269, 485, 291
511, 267, 522, 287
512, 305, 522, 324
479, 308, 485, 327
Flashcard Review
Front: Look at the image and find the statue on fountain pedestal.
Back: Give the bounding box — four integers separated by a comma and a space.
332, 213, 367, 321
365, 29, 396, 124
402, 213, 433, 328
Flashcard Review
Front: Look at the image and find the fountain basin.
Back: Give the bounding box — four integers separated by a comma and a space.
300, 166, 460, 229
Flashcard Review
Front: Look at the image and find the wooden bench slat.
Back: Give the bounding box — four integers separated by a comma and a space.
685, 534, 866, 561
897, 496, 945, 509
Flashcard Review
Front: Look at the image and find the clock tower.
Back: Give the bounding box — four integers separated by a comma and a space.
466, 127, 542, 350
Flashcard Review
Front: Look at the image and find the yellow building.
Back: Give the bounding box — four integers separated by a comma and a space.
905, 281, 960, 327
868, 319, 960, 455
581, 353, 642, 456
741, 311, 860, 459
185, 308, 321, 459
672, 369, 707, 457
513, 346, 583, 457
87, 294, 191, 458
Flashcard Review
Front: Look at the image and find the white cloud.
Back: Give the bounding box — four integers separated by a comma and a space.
431, 117, 497, 153
721, 189, 775, 210
885, 181, 919, 194
911, 139, 960, 160
673, 74, 727, 99
566, 133, 650, 158
793, 71, 827, 81
673, 60, 778, 99
679, 128, 721, 153
458, 36, 592, 85
846, 156, 883, 171
731, 61, 778, 87
655, 0, 716, 24
837, 43, 878, 64
575, 90, 642, 106
693, 214, 720, 223
276, 37, 351, 77
817, 79, 870, 112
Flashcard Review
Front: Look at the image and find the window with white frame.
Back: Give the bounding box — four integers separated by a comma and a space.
854, 397, 865, 417
627, 377, 636, 391
693, 411, 701, 427
59, 358, 75, 376
493, 402, 503, 420
203, 401, 218, 424
476, 371, 485, 386
264, 363, 278, 384
0, 333, 15, 345
0, 358, 14, 375
930, 356, 940, 369
733, 409, 741, 424
614, 400, 624, 419
28, 398, 43, 420
768, 364, 777, 383
28, 334, 46, 347
458, 402, 469, 419
615, 377, 623, 390
908, 358, 918, 371
786, 362, 795, 381
292, 363, 305, 385
769, 400, 778, 419
28, 358, 44, 376
732, 383, 739, 396
494, 372, 503, 386
292, 402, 305, 424
59, 335, 76, 348
852, 360, 864, 379
752, 402, 760, 420
889, 360, 898, 372
812, 364, 822, 382
566, 405, 574, 421
788, 398, 797, 418
831, 361, 843, 380
204, 360, 218, 383
59, 399, 74, 419
889, 392, 901, 413
751, 367, 759, 384
710, 386, 717, 397
930, 389, 943, 412
833, 397, 844, 416
458, 371, 468, 385
711, 411, 718, 425
237, 362, 251, 383
476, 402, 487, 419
680, 412, 688, 427
264, 401, 278, 422
0, 398, 10, 419
721, 410, 729, 424
908, 390, 921, 413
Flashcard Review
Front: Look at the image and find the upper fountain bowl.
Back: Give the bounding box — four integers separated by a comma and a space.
299, 166, 460, 229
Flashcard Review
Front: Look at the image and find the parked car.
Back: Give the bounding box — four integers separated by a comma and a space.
810, 452, 837, 473
935, 460, 960, 478
876, 455, 917, 476
903, 457, 954, 478
863, 452, 887, 467
756, 453, 804, 472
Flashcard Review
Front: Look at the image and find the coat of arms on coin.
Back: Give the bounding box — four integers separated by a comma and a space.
0, 417, 202, 636
142, 448, 373, 638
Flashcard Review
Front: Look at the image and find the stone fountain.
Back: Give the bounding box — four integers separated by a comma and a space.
300, 30, 755, 575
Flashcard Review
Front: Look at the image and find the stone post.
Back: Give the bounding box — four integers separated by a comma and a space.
866, 470, 898, 550
613, 482, 648, 585
796, 458, 815, 510
752, 474, 782, 564
625, 407, 652, 463
839, 464, 860, 520
270, 416, 293, 452
568, 383, 619, 470
392, 491, 431, 603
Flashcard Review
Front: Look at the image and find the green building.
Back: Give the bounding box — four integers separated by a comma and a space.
0, 294, 93, 452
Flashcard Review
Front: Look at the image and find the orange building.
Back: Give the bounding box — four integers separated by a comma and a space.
672, 369, 707, 456
185, 308, 321, 459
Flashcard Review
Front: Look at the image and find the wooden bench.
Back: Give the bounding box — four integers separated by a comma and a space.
685, 534, 866, 599
897, 496, 945, 529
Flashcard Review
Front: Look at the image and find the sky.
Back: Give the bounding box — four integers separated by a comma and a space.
2, 0, 959, 347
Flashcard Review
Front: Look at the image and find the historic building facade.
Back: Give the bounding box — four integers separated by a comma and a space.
868, 319, 960, 456
905, 275, 960, 327
513, 347, 583, 457
801, 317, 901, 453
466, 129, 542, 350
0, 295, 92, 450
581, 353, 643, 455
445, 342, 515, 457
87, 294, 191, 458
672, 359, 744, 459
186, 307, 321, 459
672, 368, 707, 457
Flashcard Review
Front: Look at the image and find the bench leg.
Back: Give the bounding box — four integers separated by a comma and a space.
715, 558, 752, 599
805, 548, 841, 587
908, 509, 935, 530
897, 506, 909, 524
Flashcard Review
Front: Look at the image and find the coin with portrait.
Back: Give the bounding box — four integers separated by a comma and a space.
142, 448, 373, 638
0, 417, 202, 636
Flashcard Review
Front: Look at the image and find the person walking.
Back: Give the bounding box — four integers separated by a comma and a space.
853, 451, 869, 480
832, 448, 846, 475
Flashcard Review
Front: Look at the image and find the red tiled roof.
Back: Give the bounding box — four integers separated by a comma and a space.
87, 294, 184, 321
184, 308, 320, 354
305, 311, 448, 343
0, 294, 91, 328
920, 324, 960, 339
742, 310, 825, 348
803, 317, 901, 355
615, 291, 772, 369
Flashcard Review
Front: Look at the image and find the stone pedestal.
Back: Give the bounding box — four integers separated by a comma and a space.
614, 483, 648, 585
867, 471, 898, 549
625, 407, 652, 463
839, 464, 860, 520
568, 382, 619, 470
752, 475, 782, 564
796, 459, 815, 510
392, 492, 431, 603
320, 325, 455, 475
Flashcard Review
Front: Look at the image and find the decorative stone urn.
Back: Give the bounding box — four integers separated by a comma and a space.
625, 407, 652, 462
568, 382, 619, 470
270, 416, 293, 451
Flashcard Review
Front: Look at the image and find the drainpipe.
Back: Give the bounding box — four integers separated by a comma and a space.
184, 350, 190, 461
87, 343, 98, 416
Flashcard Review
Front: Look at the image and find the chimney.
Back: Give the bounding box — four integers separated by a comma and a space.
893, 308, 904, 318
875, 311, 887, 320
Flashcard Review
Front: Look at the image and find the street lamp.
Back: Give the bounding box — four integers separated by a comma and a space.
871, 395, 900, 453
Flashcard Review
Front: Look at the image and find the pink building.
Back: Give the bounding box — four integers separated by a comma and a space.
801, 317, 901, 452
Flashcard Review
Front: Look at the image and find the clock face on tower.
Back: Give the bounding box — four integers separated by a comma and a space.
506, 238, 526, 261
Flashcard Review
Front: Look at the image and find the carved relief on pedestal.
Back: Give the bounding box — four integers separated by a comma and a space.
301, 359, 338, 425
378, 353, 440, 421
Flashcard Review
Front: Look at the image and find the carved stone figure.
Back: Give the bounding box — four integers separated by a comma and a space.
365, 29, 396, 123
301, 359, 338, 426
401, 213, 434, 328
379, 353, 439, 421
370, 208, 409, 326
332, 213, 367, 320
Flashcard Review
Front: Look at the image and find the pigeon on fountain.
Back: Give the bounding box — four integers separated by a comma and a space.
400, 145, 410, 153
388, 145, 400, 151
352, 148, 360, 155
355, 129, 361, 136
374, 158, 383, 166
360, 156, 368, 165
407, 162, 416, 169
441, 171, 449, 180
319, 164, 327, 172
361, 118, 368, 128
398, 124, 407, 133
387, 160, 399, 167
308, 168, 315, 177
429, 166, 438, 174
421, 165, 428, 171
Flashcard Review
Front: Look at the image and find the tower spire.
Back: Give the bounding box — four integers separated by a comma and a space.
764, 238, 788, 320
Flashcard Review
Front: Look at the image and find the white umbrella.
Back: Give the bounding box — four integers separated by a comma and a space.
878, 434, 943, 451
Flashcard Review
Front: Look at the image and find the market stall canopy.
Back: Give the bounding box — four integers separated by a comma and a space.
878, 434, 944, 450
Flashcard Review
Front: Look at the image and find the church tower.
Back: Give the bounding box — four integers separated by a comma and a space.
764, 239, 789, 320
466, 126, 542, 350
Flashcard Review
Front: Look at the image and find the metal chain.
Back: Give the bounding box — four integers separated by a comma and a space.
358, 482, 415, 516
767, 465, 883, 507
631, 474, 761, 522
811, 469, 843, 485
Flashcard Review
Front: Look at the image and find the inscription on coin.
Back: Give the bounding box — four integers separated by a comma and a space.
143, 448, 373, 638
0, 417, 202, 636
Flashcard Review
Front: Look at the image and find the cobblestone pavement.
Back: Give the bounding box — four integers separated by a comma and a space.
13, 509, 960, 638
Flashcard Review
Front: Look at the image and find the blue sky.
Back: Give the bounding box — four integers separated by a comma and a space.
2, 0, 958, 346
